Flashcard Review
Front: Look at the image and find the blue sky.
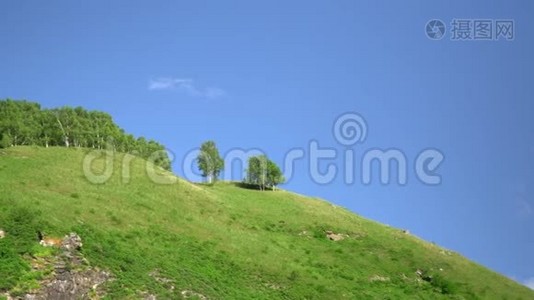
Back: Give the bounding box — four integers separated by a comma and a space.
1, 0, 533, 288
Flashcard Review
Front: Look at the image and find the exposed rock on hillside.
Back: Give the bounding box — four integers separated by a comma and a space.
17, 233, 112, 300
325, 230, 346, 241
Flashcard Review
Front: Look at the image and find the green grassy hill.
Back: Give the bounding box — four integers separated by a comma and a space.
0, 146, 532, 299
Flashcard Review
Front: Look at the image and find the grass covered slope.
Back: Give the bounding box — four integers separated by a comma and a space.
0, 147, 532, 299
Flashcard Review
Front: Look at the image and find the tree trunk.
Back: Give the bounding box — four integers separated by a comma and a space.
56, 115, 69, 147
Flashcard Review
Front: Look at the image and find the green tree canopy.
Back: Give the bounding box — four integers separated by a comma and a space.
0, 99, 172, 170
245, 155, 285, 190
0, 133, 12, 149
197, 141, 224, 183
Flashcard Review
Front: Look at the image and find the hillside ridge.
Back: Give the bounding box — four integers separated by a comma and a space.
0, 146, 532, 299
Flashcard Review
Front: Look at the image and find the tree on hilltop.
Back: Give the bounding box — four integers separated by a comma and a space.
0, 99, 172, 170
245, 155, 284, 191
197, 141, 224, 184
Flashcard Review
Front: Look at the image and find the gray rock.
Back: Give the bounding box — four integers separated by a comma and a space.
61, 233, 83, 252
19, 233, 112, 300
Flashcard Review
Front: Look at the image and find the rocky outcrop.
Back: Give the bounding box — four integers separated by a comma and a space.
35, 268, 111, 300
19, 233, 112, 300
181, 290, 207, 299
325, 230, 345, 241
61, 233, 83, 252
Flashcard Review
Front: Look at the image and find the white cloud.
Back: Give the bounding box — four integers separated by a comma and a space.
148, 78, 189, 90
524, 277, 534, 290
148, 77, 225, 99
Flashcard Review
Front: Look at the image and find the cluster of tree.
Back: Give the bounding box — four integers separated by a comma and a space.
196, 141, 285, 190
0, 99, 171, 170
244, 155, 285, 190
